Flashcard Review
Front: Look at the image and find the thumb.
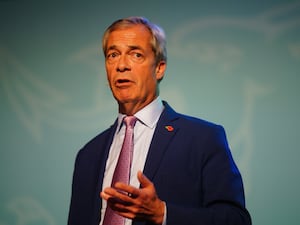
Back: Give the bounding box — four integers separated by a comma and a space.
137, 171, 152, 188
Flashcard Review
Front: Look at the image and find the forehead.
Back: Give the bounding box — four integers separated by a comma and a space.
106, 25, 152, 48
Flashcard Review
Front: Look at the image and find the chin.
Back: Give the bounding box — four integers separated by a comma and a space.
116, 96, 134, 104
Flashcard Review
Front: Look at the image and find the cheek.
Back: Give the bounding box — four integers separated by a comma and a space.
105, 66, 114, 84
140, 74, 158, 91
106, 74, 112, 86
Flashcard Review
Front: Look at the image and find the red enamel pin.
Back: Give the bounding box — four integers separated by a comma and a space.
165, 125, 174, 132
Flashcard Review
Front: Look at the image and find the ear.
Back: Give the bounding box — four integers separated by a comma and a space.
155, 61, 167, 81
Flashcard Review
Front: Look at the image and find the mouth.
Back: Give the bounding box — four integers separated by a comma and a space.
115, 79, 132, 88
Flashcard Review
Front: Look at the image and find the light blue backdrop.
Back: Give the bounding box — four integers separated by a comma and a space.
1, 1, 300, 224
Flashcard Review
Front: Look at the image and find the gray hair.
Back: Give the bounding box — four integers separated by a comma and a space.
102, 16, 167, 65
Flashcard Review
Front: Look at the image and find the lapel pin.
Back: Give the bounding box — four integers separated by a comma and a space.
165, 125, 174, 132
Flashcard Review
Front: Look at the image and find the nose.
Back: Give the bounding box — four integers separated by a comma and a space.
116, 55, 130, 72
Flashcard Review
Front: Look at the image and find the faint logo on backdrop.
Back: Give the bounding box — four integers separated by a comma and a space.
0, 2, 300, 223
229, 79, 273, 193
0, 48, 116, 142
170, 2, 300, 71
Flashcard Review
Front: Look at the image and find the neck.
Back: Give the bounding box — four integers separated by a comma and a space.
118, 97, 158, 115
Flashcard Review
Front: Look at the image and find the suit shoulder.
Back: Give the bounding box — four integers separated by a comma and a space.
77, 125, 115, 157
163, 102, 225, 134
177, 112, 224, 131
87, 127, 110, 144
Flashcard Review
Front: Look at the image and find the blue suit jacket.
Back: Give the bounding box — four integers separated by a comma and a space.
68, 102, 251, 225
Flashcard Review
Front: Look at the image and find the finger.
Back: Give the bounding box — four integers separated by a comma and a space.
114, 182, 140, 198
103, 185, 128, 196
105, 186, 136, 204
100, 186, 119, 200
100, 190, 112, 200
107, 195, 132, 207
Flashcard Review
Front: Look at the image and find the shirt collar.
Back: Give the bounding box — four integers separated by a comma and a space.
117, 97, 164, 132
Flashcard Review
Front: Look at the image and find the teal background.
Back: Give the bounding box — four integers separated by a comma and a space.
1, 0, 300, 224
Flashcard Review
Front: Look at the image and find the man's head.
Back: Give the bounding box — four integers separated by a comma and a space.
102, 17, 167, 115
102, 16, 167, 66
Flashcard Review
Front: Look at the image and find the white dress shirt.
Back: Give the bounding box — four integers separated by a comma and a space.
99, 97, 165, 225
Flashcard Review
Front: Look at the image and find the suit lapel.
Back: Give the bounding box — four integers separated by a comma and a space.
98, 120, 118, 185
94, 120, 118, 224
143, 102, 179, 180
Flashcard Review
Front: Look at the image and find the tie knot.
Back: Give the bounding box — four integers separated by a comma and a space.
123, 116, 137, 128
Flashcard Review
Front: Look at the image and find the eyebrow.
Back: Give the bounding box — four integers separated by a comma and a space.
128, 45, 143, 51
106, 45, 144, 53
106, 45, 117, 54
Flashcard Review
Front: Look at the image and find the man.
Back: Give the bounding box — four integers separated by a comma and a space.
68, 16, 251, 225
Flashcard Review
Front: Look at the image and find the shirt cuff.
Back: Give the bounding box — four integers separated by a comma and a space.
162, 202, 167, 225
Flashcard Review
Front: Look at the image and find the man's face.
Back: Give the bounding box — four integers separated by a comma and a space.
105, 24, 166, 113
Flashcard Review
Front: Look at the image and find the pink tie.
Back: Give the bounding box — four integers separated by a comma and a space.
102, 116, 137, 225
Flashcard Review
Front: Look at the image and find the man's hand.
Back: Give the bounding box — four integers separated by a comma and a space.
100, 171, 165, 225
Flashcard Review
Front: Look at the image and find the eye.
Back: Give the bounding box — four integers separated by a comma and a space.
106, 51, 120, 62
130, 52, 144, 62
133, 52, 142, 58
107, 52, 118, 58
